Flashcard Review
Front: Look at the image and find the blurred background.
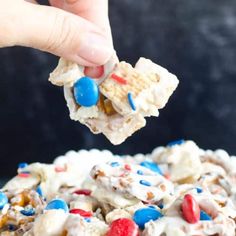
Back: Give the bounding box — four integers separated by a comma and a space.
0, 0, 236, 178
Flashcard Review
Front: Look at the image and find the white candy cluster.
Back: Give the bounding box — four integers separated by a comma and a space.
1, 140, 236, 235
49, 55, 179, 145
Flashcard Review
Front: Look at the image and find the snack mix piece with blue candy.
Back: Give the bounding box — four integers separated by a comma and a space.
49, 54, 179, 145
1, 140, 236, 235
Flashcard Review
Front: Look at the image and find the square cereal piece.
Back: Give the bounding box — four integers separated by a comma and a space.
100, 60, 178, 117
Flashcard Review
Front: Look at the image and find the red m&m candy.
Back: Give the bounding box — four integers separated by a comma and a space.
181, 194, 200, 224
84, 66, 104, 78
106, 218, 139, 236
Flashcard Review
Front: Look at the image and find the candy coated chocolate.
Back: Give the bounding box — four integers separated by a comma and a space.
200, 210, 212, 221
106, 218, 139, 236
18, 162, 28, 169
74, 77, 99, 107
133, 207, 163, 229
167, 139, 185, 147
84, 66, 104, 78
140, 161, 162, 175
45, 199, 69, 213
181, 194, 200, 224
0, 192, 8, 209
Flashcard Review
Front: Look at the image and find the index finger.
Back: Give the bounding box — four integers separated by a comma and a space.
49, 0, 113, 46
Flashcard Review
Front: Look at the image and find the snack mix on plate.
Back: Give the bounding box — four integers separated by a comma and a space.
1, 140, 236, 235
49, 54, 179, 145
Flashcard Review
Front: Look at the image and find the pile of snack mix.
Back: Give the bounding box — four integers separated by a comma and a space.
0, 140, 236, 235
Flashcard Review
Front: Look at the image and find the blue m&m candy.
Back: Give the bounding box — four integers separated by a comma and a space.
73, 77, 99, 107
45, 199, 69, 213
200, 210, 212, 221
140, 161, 163, 175
167, 139, 185, 147
0, 192, 8, 209
18, 162, 28, 169
133, 207, 163, 229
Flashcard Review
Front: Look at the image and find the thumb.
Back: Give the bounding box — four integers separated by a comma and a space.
12, 2, 113, 66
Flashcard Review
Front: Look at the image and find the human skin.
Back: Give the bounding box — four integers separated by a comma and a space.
0, 0, 113, 66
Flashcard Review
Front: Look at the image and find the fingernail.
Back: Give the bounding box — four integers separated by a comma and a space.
78, 32, 113, 65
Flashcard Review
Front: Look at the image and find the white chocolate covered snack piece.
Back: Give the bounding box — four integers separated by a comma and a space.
151, 140, 203, 183
49, 55, 179, 145
144, 188, 236, 236
90, 161, 174, 208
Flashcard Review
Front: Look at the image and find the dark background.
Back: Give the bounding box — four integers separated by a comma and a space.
0, 0, 236, 178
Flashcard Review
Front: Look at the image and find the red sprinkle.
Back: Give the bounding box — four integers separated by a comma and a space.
73, 189, 91, 196
181, 194, 200, 224
111, 74, 127, 85
124, 164, 131, 171
106, 218, 139, 236
84, 66, 104, 78
18, 172, 30, 178
70, 209, 92, 217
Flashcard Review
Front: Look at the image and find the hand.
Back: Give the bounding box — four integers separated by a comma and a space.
0, 0, 113, 66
